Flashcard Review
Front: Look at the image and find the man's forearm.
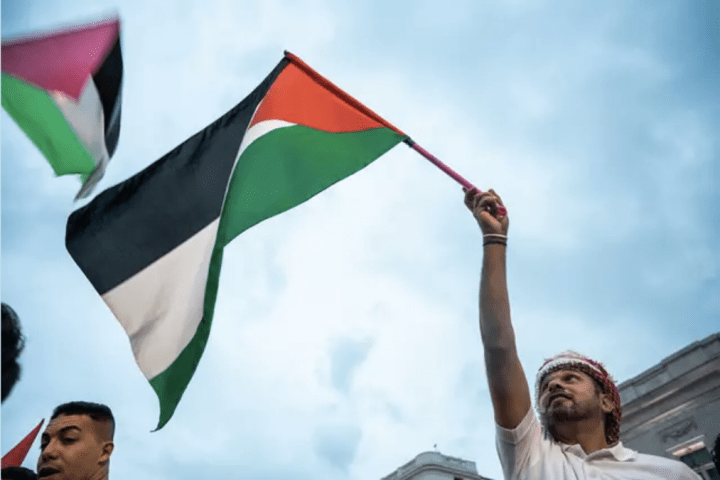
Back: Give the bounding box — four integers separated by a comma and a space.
479, 245, 515, 350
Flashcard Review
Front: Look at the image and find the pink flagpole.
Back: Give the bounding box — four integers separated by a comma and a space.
404, 139, 506, 216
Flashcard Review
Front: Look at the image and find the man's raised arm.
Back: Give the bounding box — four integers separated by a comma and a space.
464, 188, 531, 429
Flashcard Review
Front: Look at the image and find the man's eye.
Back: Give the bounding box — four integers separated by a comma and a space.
62, 438, 77, 443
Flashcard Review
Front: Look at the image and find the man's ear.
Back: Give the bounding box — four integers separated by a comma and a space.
600, 392, 614, 414
99, 442, 114, 464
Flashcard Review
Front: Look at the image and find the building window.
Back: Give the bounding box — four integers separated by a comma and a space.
679, 448, 720, 479
670, 438, 720, 480
679, 447, 712, 469
701, 465, 720, 480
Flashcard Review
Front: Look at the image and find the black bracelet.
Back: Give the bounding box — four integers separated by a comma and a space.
483, 240, 507, 247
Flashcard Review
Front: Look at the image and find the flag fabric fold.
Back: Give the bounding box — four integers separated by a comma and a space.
2, 419, 44, 468
1, 17, 123, 199
66, 51, 407, 429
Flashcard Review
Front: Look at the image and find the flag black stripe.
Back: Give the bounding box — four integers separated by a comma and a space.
67, 58, 290, 295
92, 38, 123, 156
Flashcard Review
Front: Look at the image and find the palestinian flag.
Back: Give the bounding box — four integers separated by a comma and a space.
2, 17, 122, 199
66, 51, 407, 429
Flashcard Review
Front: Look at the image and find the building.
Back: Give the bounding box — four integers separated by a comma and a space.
619, 332, 720, 480
380, 451, 492, 480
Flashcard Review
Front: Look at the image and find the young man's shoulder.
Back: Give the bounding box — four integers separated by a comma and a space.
632, 452, 701, 479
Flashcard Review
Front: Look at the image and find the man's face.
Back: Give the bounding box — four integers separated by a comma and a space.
37, 414, 110, 480
538, 369, 607, 424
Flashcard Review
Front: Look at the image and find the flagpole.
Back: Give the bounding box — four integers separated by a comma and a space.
404, 138, 506, 216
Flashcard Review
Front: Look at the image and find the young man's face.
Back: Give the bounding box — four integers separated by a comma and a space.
37, 414, 111, 480
538, 369, 608, 424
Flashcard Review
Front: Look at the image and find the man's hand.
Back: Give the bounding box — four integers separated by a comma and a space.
463, 188, 509, 236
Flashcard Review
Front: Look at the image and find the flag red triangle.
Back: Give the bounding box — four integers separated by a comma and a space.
2, 419, 44, 468
1, 17, 119, 100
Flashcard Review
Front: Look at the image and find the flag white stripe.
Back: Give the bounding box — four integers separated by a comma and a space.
101, 219, 220, 379
50, 77, 110, 198
49, 77, 110, 166
236, 119, 294, 159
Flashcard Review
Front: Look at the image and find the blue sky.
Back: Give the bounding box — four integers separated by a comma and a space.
2, 1, 718, 479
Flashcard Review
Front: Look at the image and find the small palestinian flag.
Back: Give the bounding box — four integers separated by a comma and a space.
2, 17, 122, 199
1, 419, 44, 468
66, 51, 407, 429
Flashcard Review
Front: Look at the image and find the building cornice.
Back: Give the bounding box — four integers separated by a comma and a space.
619, 333, 720, 406
380, 451, 488, 480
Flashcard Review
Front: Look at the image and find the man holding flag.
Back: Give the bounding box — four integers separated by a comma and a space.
463, 188, 700, 479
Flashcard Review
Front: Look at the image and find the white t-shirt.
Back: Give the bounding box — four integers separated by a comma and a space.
496, 408, 702, 480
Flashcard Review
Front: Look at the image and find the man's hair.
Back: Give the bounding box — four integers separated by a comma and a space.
2, 303, 25, 402
1, 466, 37, 480
51, 401, 115, 439
535, 351, 622, 445
712, 432, 719, 473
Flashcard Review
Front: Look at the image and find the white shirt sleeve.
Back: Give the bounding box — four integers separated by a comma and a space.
495, 408, 541, 480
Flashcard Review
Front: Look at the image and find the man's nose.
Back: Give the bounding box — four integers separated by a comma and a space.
40, 440, 58, 461
548, 378, 564, 391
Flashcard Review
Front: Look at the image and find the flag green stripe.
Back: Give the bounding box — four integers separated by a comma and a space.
219, 125, 406, 245
1, 73, 96, 179
149, 245, 224, 430
148, 125, 404, 428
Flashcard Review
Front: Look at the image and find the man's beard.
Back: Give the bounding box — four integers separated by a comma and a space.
549, 400, 582, 421
544, 397, 595, 425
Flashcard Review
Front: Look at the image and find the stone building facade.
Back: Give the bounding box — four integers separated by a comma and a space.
619, 333, 720, 480
380, 451, 491, 480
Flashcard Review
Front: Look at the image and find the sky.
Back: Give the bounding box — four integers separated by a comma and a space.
1, 1, 719, 479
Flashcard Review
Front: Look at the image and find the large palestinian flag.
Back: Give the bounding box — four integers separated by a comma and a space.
66, 52, 407, 429
2, 17, 122, 199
